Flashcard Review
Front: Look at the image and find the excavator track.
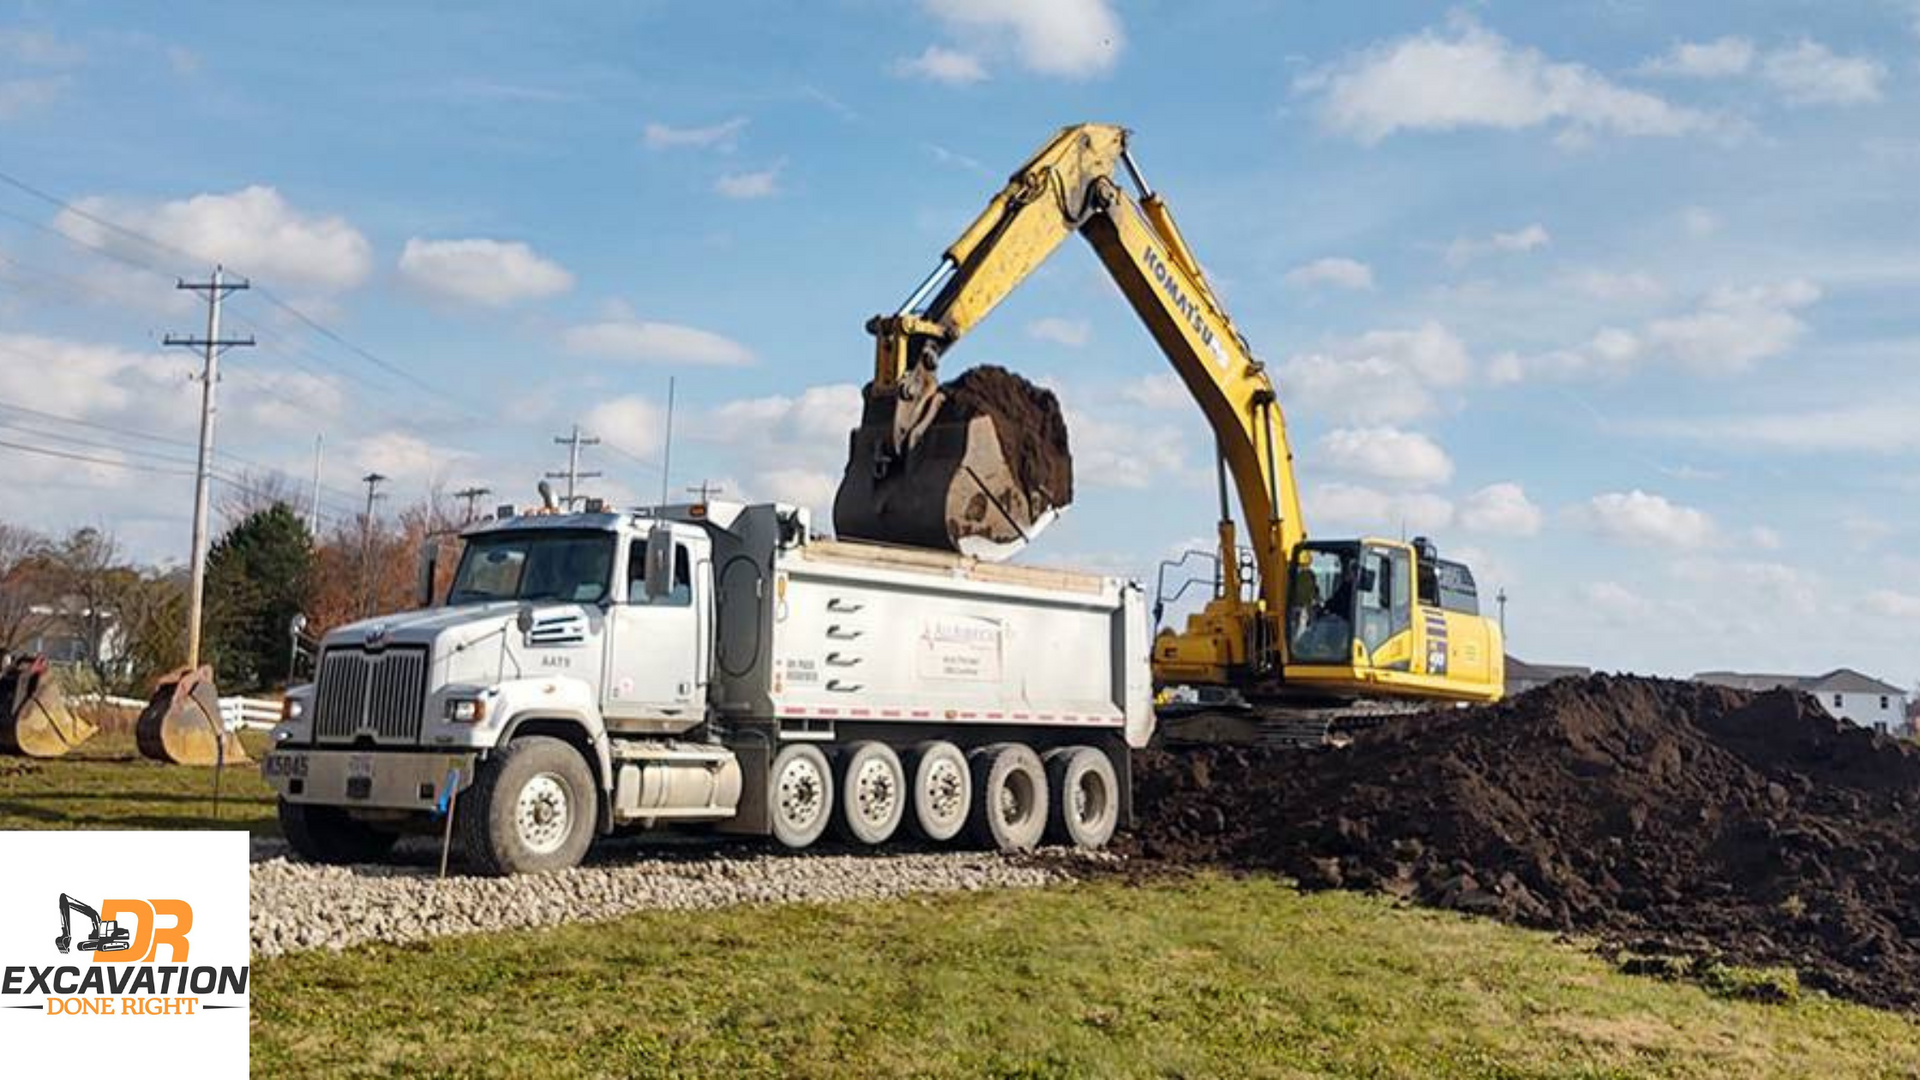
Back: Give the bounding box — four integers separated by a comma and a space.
1154, 697, 1433, 749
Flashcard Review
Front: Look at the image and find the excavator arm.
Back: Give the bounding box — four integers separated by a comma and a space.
841, 123, 1301, 674
835, 123, 1503, 703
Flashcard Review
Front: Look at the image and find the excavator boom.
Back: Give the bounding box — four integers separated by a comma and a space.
834, 123, 1504, 707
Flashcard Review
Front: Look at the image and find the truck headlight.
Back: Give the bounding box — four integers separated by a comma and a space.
281, 698, 305, 722
444, 697, 487, 723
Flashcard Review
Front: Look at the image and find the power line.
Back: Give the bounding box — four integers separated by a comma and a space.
0, 435, 199, 476
546, 424, 602, 510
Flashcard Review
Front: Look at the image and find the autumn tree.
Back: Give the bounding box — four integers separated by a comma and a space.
0, 521, 50, 656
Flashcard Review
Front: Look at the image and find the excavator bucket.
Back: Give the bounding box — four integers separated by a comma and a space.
134, 664, 248, 767
833, 365, 1072, 561
0, 655, 97, 758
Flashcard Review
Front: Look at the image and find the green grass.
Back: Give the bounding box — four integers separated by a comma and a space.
252, 875, 1920, 1080
0, 730, 277, 833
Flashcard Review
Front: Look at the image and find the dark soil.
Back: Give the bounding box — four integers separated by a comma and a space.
937, 365, 1073, 514
1130, 675, 1920, 1011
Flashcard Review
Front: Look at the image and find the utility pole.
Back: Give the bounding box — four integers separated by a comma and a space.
358, 472, 387, 616
453, 485, 492, 524
164, 266, 253, 671
546, 425, 601, 510
686, 480, 724, 502
307, 434, 324, 538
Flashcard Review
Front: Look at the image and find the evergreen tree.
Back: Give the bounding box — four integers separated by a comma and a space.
206, 503, 315, 691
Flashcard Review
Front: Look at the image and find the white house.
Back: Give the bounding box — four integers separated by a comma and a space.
1693, 668, 1910, 735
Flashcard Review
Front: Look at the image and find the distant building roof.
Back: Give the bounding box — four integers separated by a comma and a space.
1506, 656, 1590, 683
1693, 668, 1906, 698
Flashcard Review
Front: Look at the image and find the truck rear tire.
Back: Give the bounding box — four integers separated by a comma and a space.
832, 741, 905, 845
1044, 746, 1119, 849
279, 799, 398, 865
458, 735, 597, 875
770, 743, 833, 849
908, 740, 971, 842
968, 743, 1048, 852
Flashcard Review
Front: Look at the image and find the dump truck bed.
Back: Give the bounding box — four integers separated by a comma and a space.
708, 517, 1153, 749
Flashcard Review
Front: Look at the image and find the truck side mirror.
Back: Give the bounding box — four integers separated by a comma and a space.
416, 539, 441, 608
644, 525, 674, 600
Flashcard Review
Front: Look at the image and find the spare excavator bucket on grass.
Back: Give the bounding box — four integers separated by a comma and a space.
833, 365, 1072, 561
135, 664, 248, 767
0, 655, 96, 758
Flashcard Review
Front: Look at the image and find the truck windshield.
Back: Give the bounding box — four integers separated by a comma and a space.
447, 530, 614, 606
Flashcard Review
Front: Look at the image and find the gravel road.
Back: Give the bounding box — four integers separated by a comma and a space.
251, 837, 1105, 957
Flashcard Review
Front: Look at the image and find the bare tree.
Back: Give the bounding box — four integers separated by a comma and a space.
217, 469, 308, 529
40, 526, 128, 689
0, 522, 50, 656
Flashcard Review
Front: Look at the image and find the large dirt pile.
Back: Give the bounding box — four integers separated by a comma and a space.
1131, 675, 1920, 1010
937, 365, 1073, 514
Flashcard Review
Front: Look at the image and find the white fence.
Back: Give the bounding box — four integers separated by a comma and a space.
89, 693, 282, 733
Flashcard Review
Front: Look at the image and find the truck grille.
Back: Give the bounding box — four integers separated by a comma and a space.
312, 646, 429, 743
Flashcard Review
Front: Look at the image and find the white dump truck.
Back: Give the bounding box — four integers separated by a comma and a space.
262, 501, 1153, 874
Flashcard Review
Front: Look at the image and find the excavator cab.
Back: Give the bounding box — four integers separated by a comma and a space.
1284, 539, 1503, 703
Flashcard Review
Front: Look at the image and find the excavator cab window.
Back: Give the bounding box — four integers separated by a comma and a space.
1287, 543, 1359, 664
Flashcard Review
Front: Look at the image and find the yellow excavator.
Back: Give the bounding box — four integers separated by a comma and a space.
833, 124, 1503, 741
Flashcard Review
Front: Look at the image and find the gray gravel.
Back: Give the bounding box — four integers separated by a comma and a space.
251, 837, 1106, 956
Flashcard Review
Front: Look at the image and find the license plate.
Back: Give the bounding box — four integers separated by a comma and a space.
262, 752, 309, 779
347, 753, 375, 780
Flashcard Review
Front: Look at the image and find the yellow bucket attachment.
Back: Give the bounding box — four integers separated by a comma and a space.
0, 655, 97, 758
135, 665, 249, 767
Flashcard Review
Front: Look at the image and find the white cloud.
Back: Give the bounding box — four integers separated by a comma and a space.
1583, 580, 1656, 621
1645, 279, 1819, 374
1120, 372, 1187, 410
1459, 482, 1542, 536
1578, 490, 1715, 550
1671, 557, 1819, 617
564, 305, 754, 366
1065, 407, 1184, 489
1653, 402, 1920, 454
1283, 256, 1374, 290
1682, 207, 1719, 237
1318, 427, 1453, 486
1310, 482, 1455, 533
1564, 269, 1664, 302
346, 431, 470, 489
1026, 317, 1091, 348
1302, 17, 1725, 145
582, 396, 666, 463
893, 45, 989, 85
1748, 526, 1783, 551
1759, 40, 1885, 105
1639, 37, 1755, 78
701, 384, 864, 517
0, 332, 178, 420
643, 117, 748, 150
1280, 321, 1471, 424
397, 238, 573, 307
919, 0, 1124, 79
57, 186, 372, 293
1864, 589, 1920, 619
715, 162, 783, 200
1487, 326, 1640, 384
1446, 223, 1549, 265
0, 77, 64, 119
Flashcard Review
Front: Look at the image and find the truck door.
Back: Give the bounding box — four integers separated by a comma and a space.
603, 532, 707, 726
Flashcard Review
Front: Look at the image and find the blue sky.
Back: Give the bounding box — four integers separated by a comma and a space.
1, 1, 1916, 688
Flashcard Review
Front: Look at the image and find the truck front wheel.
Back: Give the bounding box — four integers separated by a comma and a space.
458, 735, 597, 875
279, 800, 398, 865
